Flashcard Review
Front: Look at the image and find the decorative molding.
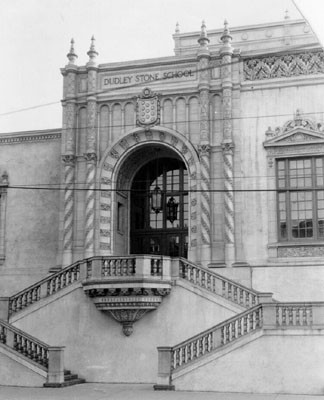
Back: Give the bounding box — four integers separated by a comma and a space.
263, 110, 324, 165
0, 131, 61, 145
244, 51, 324, 81
62, 154, 76, 166
84, 285, 171, 336
84, 152, 97, 163
278, 246, 324, 257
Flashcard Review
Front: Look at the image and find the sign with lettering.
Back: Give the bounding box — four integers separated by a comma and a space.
101, 67, 196, 88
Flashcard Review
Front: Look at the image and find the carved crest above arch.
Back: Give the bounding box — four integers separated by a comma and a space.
136, 87, 161, 128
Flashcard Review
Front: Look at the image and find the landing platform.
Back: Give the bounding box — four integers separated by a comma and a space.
0, 383, 323, 400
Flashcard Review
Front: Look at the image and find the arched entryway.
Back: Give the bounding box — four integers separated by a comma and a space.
98, 127, 200, 261
130, 156, 188, 257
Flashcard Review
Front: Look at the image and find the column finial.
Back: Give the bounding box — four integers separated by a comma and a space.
67, 38, 78, 64
175, 22, 180, 34
87, 35, 99, 63
284, 9, 290, 20
221, 19, 232, 44
198, 20, 209, 47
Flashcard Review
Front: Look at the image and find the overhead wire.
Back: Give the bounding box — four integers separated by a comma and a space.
0, 41, 322, 117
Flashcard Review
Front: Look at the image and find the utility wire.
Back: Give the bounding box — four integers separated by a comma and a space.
0, 41, 321, 117
6, 185, 324, 193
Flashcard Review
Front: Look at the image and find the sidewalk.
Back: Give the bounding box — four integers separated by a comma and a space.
0, 384, 324, 400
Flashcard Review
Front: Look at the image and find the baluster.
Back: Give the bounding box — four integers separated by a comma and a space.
21, 337, 27, 356
225, 324, 230, 343
296, 307, 301, 326
195, 268, 199, 285
228, 284, 232, 300
243, 315, 247, 334
64, 272, 68, 288
233, 287, 237, 303
211, 276, 215, 293
237, 317, 242, 337
12, 333, 17, 350
102, 259, 107, 277
122, 259, 128, 276
111, 259, 116, 276
222, 281, 226, 297
288, 307, 293, 325
152, 259, 158, 276
26, 339, 32, 359
201, 272, 205, 288
0, 326, 6, 344
306, 307, 312, 325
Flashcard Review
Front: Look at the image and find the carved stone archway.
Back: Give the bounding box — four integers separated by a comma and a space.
97, 127, 200, 259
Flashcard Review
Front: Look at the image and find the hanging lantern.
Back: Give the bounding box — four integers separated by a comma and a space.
166, 197, 178, 223
151, 186, 163, 214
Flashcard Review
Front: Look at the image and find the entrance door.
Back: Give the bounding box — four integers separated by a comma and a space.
130, 157, 188, 258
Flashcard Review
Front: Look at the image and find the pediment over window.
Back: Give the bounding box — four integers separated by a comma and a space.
263, 110, 324, 149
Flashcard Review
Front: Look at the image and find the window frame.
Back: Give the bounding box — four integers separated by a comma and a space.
276, 156, 324, 242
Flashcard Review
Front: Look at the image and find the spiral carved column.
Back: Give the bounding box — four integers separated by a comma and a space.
221, 20, 235, 266
62, 155, 76, 266
198, 145, 211, 247
222, 142, 235, 245
84, 153, 97, 257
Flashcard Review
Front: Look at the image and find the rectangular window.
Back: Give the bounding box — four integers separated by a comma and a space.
277, 157, 324, 241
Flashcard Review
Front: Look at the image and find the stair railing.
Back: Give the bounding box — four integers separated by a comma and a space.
0, 318, 64, 384
155, 301, 324, 389
179, 258, 270, 308
8, 255, 163, 316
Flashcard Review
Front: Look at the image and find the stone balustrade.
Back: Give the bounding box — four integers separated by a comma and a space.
179, 258, 267, 308
155, 301, 324, 389
0, 319, 64, 384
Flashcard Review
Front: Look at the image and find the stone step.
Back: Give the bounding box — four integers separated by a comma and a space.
43, 371, 85, 387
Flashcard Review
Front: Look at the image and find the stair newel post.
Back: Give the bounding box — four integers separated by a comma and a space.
312, 303, 324, 326
90, 258, 102, 279
0, 297, 9, 321
212, 326, 222, 349
261, 303, 276, 329
154, 346, 175, 390
5, 327, 15, 348
171, 258, 181, 280
47, 346, 65, 384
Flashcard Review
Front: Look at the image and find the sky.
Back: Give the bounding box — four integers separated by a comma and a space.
0, 0, 323, 133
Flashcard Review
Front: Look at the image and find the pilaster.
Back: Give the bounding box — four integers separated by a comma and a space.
84, 37, 99, 258
197, 21, 211, 265
61, 39, 78, 267
220, 21, 236, 267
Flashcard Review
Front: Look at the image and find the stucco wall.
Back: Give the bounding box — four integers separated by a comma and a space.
237, 83, 324, 265
0, 136, 61, 295
12, 283, 237, 383
174, 332, 324, 394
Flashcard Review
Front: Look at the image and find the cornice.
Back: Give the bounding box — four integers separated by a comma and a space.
0, 129, 61, 145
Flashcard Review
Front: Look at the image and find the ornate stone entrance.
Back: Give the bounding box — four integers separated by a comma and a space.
98, 127, 200, 260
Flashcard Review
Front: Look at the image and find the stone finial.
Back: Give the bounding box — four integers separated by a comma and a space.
198, 20, 210, 47
67, 38, 78, 64
1, 171, 8, 185
284, 9, 290, 20
175, 22, 180, 34
221, 19, 232, 44
87, 35, 99, 63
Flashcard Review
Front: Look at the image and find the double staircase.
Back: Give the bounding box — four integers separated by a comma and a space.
0, 256, 323, 393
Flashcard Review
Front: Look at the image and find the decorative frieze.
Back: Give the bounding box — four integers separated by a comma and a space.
0, 131, 61, 145
278, 246, 324, 258
244, 51, 324, 81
